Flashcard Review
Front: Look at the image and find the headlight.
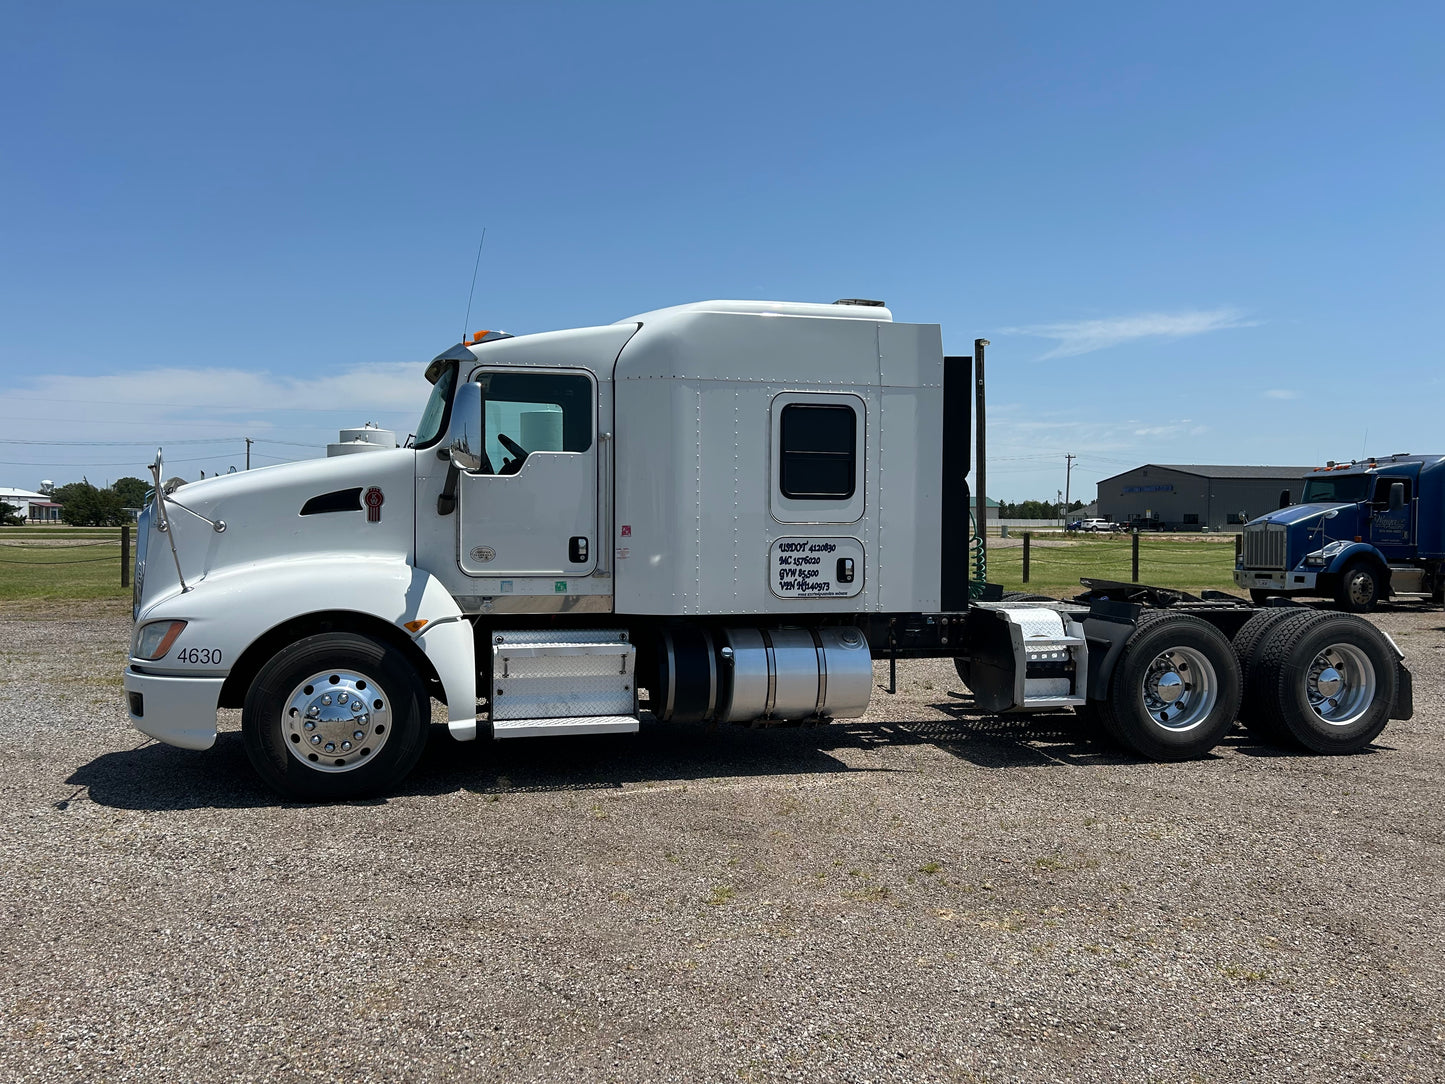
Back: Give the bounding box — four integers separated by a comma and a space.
1302, 541, 1346, 568
134, 620, 187, 660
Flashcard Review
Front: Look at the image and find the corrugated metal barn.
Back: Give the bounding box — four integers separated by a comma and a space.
1096, 464, 1313, 530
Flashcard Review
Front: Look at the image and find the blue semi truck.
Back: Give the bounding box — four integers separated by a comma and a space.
1234, 453, 1445, 611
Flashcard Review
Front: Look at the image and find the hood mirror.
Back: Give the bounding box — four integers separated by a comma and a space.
1278, 489, 1291, 509
444, 381, 484, 472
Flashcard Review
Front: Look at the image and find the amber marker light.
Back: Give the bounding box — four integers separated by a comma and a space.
403, 619, 428, 632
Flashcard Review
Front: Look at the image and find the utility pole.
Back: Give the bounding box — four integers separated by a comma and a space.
974, 339, 989, 557
245, 437, 253, 470
1064, 452, 1076, 511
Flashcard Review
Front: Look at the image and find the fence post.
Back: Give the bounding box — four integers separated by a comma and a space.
1022, 531, 1031, 583
1131, 530, 1140, 583
121, 523, 130, 588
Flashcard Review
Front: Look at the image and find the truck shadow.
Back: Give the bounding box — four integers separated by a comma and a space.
69, 704, 1156, 811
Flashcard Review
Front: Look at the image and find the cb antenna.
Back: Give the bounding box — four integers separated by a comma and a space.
461, 226, 487, 341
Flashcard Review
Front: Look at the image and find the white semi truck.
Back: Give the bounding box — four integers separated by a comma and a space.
123, 300, 1413, 799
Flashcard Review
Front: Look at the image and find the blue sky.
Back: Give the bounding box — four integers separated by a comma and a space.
2, 1, 1440, 500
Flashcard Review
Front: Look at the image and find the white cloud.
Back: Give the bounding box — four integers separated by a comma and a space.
0, 363, 430, 481
1002, 308, 1259, 359
1264, 389, 1299, 400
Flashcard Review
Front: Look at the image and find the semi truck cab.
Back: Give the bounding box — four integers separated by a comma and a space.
121, 300, 1415, 800
1235, 454, 1445, 610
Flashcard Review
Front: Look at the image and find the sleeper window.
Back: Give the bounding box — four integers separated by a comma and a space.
779, 404, 857, 500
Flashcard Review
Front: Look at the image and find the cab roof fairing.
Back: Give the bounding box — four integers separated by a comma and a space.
618, 299, 895, 325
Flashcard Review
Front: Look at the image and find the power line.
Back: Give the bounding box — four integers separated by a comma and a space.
0, 437, 246, 447
2, 394, 418, 414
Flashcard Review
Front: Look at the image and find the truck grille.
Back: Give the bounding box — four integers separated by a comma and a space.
1243, 524, 1287, 570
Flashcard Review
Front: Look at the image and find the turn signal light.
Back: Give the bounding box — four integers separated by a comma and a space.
403, 619, 428, 632
134, 620, 187, 660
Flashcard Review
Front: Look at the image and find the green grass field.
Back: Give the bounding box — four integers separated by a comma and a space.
0, 527, 130, 601
983, 535, 1242, 598
0, 526, 1241, 604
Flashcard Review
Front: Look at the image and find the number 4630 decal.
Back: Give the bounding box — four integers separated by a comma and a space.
175, 647, 222, 665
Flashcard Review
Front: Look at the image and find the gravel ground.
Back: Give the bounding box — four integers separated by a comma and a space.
1, 600, 1441, 1083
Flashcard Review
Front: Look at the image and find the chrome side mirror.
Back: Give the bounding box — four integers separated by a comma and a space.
445, 380, 484, 472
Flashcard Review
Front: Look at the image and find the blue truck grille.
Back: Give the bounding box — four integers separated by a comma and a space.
1243, 524, 1287, 570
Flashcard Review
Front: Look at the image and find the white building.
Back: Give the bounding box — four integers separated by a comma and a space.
0, 487, 63, 524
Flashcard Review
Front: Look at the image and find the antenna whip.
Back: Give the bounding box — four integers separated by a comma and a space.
461, 226, 487, 341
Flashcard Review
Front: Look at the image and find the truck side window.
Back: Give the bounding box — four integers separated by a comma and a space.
779, 403, 856, 500
1372, 477, 1411, 505
476, 371, 593, 475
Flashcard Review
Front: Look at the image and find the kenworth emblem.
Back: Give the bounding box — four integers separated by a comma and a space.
364, 487, 384, 523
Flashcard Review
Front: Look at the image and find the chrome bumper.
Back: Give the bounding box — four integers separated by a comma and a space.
1234, 569, 1318, 591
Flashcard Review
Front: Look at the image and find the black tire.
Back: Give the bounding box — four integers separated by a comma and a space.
243, 632, 429, 800
1240, 610, 1338, 744
953, 657, 971, 688
1334, 560, 1381, 613
1253, 613, 1396, 754
1096, 612, 1242, 760
1231, 607, 1311, 742
1002, 592, 1055, 602
1249, 589, 1273, 606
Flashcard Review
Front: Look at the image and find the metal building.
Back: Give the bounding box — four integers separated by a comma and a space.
1096, 464, 1313, 531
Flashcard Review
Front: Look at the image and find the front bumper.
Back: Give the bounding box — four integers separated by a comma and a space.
123, 667, 225, 750
1235, 568, 1319, 592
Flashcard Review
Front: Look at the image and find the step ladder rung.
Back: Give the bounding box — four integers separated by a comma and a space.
491, 715, 640, 738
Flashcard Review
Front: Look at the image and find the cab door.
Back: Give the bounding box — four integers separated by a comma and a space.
1367, 470, 1418, 559
457, 368, 597, 577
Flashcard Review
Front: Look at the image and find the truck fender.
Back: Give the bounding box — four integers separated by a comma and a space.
135, 556, 478, 740
1321, 542, 1389, 588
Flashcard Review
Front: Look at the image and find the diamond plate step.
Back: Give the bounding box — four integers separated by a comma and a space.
491, 628, 636, 723
491, 715, 640, 739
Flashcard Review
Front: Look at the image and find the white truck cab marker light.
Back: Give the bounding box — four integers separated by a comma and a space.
135, 620, 187, 660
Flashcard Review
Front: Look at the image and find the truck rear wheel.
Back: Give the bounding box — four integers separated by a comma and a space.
1334, 560, 1381, 613
1231, 607, 1313, 743
1095, 612, 1242, 761
242, 632, 429, 800
1253, 613, 1396, 753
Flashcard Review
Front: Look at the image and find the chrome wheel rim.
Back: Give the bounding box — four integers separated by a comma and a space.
1139, 646, 1216, 732
1345, 570, 1375, 607
281, 669, 392, 772
1304, 643, 1375, 726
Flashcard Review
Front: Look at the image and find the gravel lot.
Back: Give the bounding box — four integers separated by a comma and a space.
1, 601, 1441, 1082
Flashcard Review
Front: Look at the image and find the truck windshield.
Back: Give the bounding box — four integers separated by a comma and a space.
1301, 475, 1370, 504
414, 362, 458, 448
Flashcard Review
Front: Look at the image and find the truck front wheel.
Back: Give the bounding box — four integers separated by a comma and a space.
1334, 561, 1381, 612
242, 632, 430, 800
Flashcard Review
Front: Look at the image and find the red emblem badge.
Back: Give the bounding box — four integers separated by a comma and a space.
621, 525, 631, 537
364, 487, 384, 523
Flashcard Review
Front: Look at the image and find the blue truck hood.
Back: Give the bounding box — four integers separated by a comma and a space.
1249, 502, 1351, 528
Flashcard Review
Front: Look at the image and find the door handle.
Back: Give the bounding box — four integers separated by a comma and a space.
569, 536, 589, 563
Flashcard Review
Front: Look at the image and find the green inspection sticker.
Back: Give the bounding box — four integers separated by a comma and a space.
554, 581, 567, 593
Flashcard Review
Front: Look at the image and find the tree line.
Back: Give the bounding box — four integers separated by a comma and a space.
0, 477, 150, 527
997, 498, 1087, 519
